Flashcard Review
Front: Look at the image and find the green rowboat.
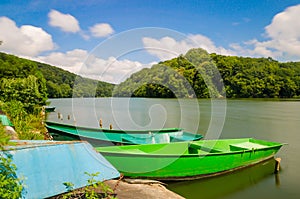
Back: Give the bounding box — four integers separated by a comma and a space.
45, 121, 203, 146
96, 138, 284, 180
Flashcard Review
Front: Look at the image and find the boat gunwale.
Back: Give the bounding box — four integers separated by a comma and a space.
48, 130, 202, 145
47, 127, 133, 144
45, 121, 184, 134
46, 121, 203, 144
1, 140, 86, 151
97, 144, 283, 158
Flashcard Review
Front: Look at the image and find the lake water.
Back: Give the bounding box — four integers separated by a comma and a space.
47, 98, 300, 199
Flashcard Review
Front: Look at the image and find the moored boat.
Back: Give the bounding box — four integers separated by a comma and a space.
1, 140, 119, 198
96, 138, 284, 180
45, 121, 203, 146
44, 106, 56, 112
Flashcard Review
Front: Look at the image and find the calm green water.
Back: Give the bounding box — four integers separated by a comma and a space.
47, 98, 300, 199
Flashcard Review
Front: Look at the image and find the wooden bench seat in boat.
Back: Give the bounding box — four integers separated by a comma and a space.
188, 142, 223, 154
229, 142, 267, 151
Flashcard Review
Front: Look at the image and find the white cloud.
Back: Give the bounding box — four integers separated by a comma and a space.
142, 34, 235, 60
263, 4, 300, 58
238, 4, 300, 60
142, 4, 300, 61
89, 23, 114, 37
0, 17, 55, 56
37, 49, 88, 74
48, 9, 80, 33
36, 49, 152, 84
82, 55, 152, 83
188, 34, 234, 55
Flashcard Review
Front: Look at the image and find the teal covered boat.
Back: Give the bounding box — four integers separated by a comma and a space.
0, 114, 14, 126
45, 121, 203, 147
1, 140, 120, 198
96, 138, 284, 180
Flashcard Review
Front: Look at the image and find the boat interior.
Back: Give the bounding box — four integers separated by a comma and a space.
97, 138, 281, 156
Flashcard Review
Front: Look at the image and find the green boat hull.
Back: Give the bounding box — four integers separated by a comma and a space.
45, 121, 203, 146
96, 138, 284, 180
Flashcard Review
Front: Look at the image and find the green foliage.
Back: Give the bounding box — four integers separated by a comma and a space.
0, 153, 23, 199
211, 54, 300, 98
0, 125, 10, 149
37, 62, 75, 98
61, 172, 116, 199
0, 52, 114, 99
0, 53, 48, 109
0, 100, 45, 140
114, 48, 300, 98
0, 53, 38, 78
114, 48, 223, 98
61, 182, 75, 199
1, 50, 299, 99
84, 172, 103, 199
0, 126, 23, 199
0, 75, 47, 112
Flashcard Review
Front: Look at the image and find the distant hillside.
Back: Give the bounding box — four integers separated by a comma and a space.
113, 48, 300, 98
1, 49, 299, 101
0, 52, 114, 99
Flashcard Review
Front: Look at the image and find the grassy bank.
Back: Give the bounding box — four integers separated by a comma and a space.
0, 100, 47, 140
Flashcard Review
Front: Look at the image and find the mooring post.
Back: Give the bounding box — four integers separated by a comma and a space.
110, 124, 113, 130
57, 112, 63, 120
274, 157, 281, 174
99, 119, 103, 128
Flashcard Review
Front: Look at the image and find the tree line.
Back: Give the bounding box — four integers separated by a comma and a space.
113, 48, 300, 98
1, 48, 300, 104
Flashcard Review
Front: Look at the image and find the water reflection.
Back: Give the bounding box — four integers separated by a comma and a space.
167, 158, 278, 199
275, 173, 280, 187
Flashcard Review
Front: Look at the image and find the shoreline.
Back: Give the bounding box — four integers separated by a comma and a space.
104, 179, 184, 199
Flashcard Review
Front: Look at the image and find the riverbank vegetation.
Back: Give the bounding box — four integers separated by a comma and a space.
0, 55, 48, 139
0, 100, 46, 140
0, 52, 115, 139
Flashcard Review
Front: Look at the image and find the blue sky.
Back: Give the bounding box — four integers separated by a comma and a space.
1, 0, 300, 83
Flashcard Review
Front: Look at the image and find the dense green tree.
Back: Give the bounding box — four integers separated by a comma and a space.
0, 75, 47, 112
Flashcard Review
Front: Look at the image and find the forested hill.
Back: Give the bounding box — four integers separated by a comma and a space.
0, 52, 114, 99
113, 48, 300, 98
1, 48, 300, 103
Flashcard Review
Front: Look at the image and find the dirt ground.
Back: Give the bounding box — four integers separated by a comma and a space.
104, 179, 184, 199
49, 179, 184, 199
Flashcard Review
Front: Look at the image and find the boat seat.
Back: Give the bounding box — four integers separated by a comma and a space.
170, 134, 202, 142
229, 142, 266, 151
189, 143, 222, 153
